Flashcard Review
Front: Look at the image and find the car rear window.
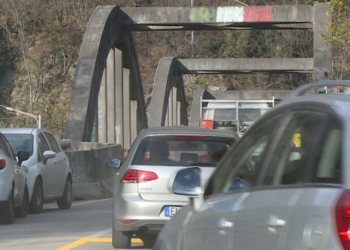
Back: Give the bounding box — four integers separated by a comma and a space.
3, 134, 34, 156
131, 135, 235, 166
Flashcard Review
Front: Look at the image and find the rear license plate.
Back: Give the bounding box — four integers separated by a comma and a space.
165, 206, 181, 217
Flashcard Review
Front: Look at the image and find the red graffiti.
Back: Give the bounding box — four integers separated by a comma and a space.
243, 6, 272, 22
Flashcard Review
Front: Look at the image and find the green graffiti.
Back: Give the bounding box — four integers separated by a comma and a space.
190, 7, 217, 22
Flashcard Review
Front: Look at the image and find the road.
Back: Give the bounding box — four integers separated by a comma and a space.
0, 199, 149, 250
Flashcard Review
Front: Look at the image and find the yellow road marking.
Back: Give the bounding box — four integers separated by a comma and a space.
55, 237, 142, 250
44, 198, 112, 210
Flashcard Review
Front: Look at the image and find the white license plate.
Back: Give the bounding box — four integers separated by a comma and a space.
165, 206, 181, 217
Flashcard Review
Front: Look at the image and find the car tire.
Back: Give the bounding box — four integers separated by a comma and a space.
112, 223, 131, 249
15, 185, 29, 218
57, 177, 72, 209
0, 188, 15, 224
29, 178, 43, 214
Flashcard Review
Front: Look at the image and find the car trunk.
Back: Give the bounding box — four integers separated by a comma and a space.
133, 165, 215, 201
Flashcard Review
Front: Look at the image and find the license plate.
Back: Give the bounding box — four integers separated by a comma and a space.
165, 206, 181, 217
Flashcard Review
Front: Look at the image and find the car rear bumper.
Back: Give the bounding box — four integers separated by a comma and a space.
113, 192, 188, 234
0, 180, 11, 201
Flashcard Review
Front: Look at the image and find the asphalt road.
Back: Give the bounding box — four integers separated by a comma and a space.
0, 199, 149, 250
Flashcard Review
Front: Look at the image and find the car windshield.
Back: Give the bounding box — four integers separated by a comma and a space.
3, 134, 34, 156
214, 109, 263, 123
132, 135, 234, 166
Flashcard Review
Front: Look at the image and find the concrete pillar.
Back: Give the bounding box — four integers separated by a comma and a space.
98, 69, 107, 143
168, 88, 173, 126
114, 49, 124, 145
314, 3, 332, 81
177, 101, 181, 126
123, 68, 131, 149
131, 100, 137, 144
172, 87, 177, 125
165, 107, 169, 126
91, 107, 98, 142
106, 49, 115, 143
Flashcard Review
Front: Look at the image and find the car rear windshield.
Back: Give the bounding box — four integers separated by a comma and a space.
131, 135, 235, 166
3, 134, 34, 156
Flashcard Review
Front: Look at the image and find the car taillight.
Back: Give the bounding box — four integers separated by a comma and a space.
119, 220, 137, 224
335, 189, 350, 250
121, 170, 158, 183
0, 160, 6, 170
174, 135, 206, 139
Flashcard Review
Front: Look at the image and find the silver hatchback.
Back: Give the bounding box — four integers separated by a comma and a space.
106, 126, 239, 248
154, 80, 350, 250
0, 128, 73, 214
0, 132, 29, 224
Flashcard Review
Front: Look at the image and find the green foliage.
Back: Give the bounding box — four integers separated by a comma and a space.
323, 0, 350, 79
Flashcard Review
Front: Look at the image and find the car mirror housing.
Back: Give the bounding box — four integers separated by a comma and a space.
105, 157, 122, 169
170, 167, 203, 197
43, 150, 56, 164
17, 151, 30, 166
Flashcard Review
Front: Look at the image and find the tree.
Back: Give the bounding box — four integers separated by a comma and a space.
323, 0, 350, 79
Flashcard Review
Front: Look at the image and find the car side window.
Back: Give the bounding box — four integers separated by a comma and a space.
204, 114, 283, 197
38, 133, 50, 156
44, 132, 60, 153
261, 109, 342, 186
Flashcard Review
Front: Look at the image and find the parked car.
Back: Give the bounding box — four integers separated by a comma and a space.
106, 126, 240, 248
0, 128, 73, 214
154, 80, 350, 250
0, 132, 29, 224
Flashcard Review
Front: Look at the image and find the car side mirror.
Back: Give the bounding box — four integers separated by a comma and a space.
170, 167, 202, 196
17, 151, 29, 166
43, 150, 56, 164
105, 157, 122, 169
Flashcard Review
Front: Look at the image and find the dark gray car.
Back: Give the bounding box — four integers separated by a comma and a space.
154, 80, 350, 250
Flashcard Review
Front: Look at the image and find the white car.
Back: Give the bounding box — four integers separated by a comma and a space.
0, 128, 73, 214
0, 132, 29, 224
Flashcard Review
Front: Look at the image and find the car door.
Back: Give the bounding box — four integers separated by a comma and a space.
274, 108, 343, 250
233, 108, 337, 250
37, 132, 56, 197
44, 132, 67, 195
183, 113, 283, 250
0, 134, 24, 205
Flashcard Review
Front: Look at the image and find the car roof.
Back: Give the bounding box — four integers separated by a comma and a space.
138, 126, 239, 139
276, 80, 350, 114
0, 127, 42, 134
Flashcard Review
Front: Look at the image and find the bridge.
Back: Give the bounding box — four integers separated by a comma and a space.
64, 3, 332, 151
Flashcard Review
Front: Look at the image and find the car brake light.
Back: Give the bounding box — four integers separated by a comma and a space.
174, 135, 206, 139
121, 170, 158, 183
335, 189, 350, 250
119, 220, 137, 224
0, 160, 6, 170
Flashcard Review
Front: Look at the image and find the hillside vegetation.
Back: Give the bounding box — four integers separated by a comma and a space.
0, 0, 346, 138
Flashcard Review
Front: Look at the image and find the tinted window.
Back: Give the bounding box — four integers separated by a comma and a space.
204, 114, 282, 196
4, 134, 34, 156
261, 110, 342, 186
132, 135, 235, 166
38, 133, 50, 155
44, 132, 60, 153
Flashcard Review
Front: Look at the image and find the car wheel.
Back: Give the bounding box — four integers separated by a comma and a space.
29, 178, 43, 214
15, 185, 29, 218
57, 177, 72, 209
0, 188, 15, 224
112, 223, 131, 248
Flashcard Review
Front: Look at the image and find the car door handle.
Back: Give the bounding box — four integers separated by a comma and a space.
218, 219, 233, 231
267, 216, 286, 229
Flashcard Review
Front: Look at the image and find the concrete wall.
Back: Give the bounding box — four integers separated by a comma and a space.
65, 143, 123, 200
